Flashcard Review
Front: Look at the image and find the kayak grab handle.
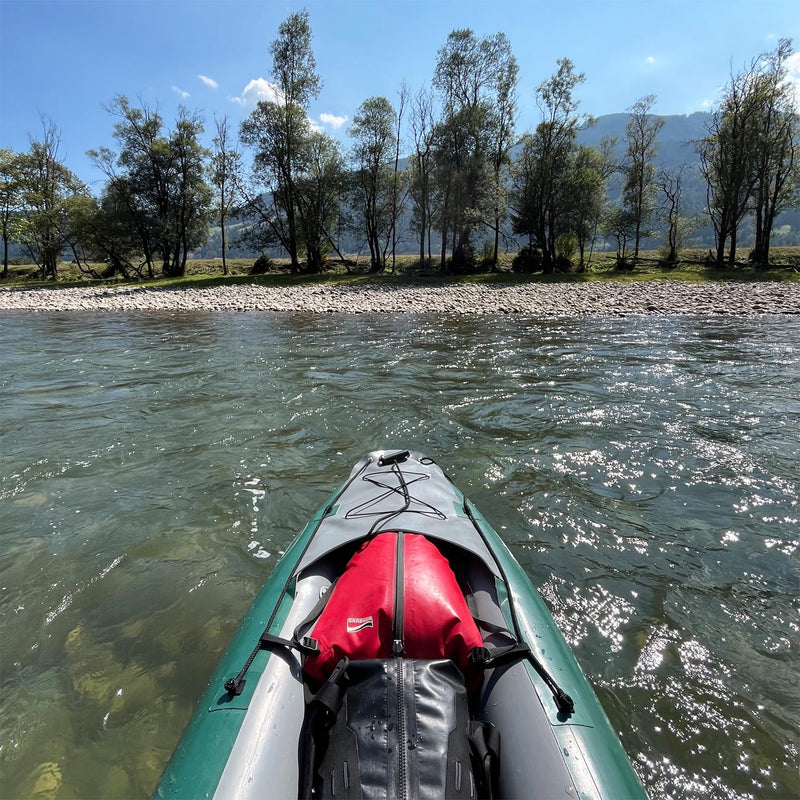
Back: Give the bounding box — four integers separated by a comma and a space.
378, 450, 410, 467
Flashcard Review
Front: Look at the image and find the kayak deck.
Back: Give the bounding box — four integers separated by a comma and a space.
155, 450, 646, 799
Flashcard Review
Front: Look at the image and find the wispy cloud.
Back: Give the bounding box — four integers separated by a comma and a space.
319, 112, 348, 130
646, 56, 656, 65
172, 85, 190, 100
198, 74, 219, 89
230, 77, 284, 107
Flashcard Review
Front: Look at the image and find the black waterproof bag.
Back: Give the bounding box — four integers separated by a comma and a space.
301, 658, 498, 800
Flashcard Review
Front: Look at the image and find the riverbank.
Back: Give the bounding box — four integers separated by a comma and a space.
1, 279, 799, 314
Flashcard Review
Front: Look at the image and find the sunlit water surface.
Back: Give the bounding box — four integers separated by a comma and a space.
1, 312, 798, 799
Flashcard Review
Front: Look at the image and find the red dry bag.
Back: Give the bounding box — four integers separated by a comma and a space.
303, 532, 483, 685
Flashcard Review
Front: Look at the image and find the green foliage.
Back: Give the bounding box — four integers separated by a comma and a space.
349, 96, 397, 272
250, 253, 276, 274
448, 241, 476, 274
12, 119, 87, 279
511, 244, 543, 273
88, 97, 212, 278
210, 115, 243, 275
698, 38, 799, 266
620, 95, 664, 260
239, 11, 343, 274
270, 10, 321, 108
0, 147, 23, 274
555, 234, 577, 265
510, 58, 593, 273
431, 28, 518, 269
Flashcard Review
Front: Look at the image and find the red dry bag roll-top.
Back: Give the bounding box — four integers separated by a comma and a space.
303, 532, 483, 685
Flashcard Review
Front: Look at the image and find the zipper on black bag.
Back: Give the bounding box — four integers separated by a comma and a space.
396, 657, 409, 800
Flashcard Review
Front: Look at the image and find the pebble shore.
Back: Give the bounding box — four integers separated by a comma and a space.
1, 280, 798, 315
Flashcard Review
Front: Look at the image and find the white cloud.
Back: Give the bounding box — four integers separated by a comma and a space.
198, 74, 219, 90
172, 85, 190, 99
646, 56, 656, 65
319, 112, 348, 130
230, 77, 284, 107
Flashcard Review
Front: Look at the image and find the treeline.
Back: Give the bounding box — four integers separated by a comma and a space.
0, 12, 797, 281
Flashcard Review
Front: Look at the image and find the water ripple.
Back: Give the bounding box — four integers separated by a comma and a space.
1, 312, 798, 798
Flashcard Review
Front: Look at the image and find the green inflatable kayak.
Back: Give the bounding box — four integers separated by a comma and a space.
155, 450, 647, 799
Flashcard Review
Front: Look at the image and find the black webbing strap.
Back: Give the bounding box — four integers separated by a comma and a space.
299, 657, 350, 800
470, 644, 575, 716
468, 720, 501, 800
461, 501, 576, 718
224, 580, 338, 698
224, 633, 320, 697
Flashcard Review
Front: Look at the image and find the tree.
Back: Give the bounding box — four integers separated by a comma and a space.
240, 103, 344, 273
603, 206, 638, 266
698, 41, 800, 267
621, 95, 664, 262
510, 58, 592, 272
270, 9, 321, 108
389, 83, 410, 273
432, 29, 518, 272
487, 43, 518, 267
15, 119, 86, 279
749, 39, 799, 265
211, 115, 242, 275
88, 144, 158, 277
91, 97, 212, 278
0, 149, 22, 277
167, 109, 213, 276
293, 131, 346, 272
658, 164, 699, 265
566, 143, 614, 269
240, 10, 323, 272
408, 87, 437, 267
349, 96, 397, 272
69, 182, 147, 279
697, 66, 763, 266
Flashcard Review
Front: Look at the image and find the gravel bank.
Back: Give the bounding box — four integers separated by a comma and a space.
1, 280, 798, 315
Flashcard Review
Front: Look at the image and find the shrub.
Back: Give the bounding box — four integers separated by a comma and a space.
555, 234, 577, 266
511, 245, 543, 273
449, 242, 477, 274
554, 255, 574, 272
250, 254, 275, 274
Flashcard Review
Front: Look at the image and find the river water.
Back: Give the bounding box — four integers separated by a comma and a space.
1, 312, 798, 799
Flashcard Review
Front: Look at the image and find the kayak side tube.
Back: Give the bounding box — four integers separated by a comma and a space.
462, 494, 647, 800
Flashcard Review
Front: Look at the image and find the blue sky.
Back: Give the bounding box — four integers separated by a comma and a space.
2, 0, 798, 190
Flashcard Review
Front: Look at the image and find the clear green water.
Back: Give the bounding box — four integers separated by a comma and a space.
1, 312, 797, 799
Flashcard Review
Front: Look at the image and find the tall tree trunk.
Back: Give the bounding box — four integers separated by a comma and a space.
714, 206, 728, 266
492, 215, 500, 271
633, 203, 642, 261
418, 206, 426, 267
220, 206, 228, 275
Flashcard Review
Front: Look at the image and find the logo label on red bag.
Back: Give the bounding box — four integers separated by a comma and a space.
346, 616, 374, 633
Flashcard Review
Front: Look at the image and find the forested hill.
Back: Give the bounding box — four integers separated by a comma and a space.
576, 111, 712, 228
577, 111, 710, 168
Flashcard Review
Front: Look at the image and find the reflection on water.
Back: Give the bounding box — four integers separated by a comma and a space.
1, 312, 798, 799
